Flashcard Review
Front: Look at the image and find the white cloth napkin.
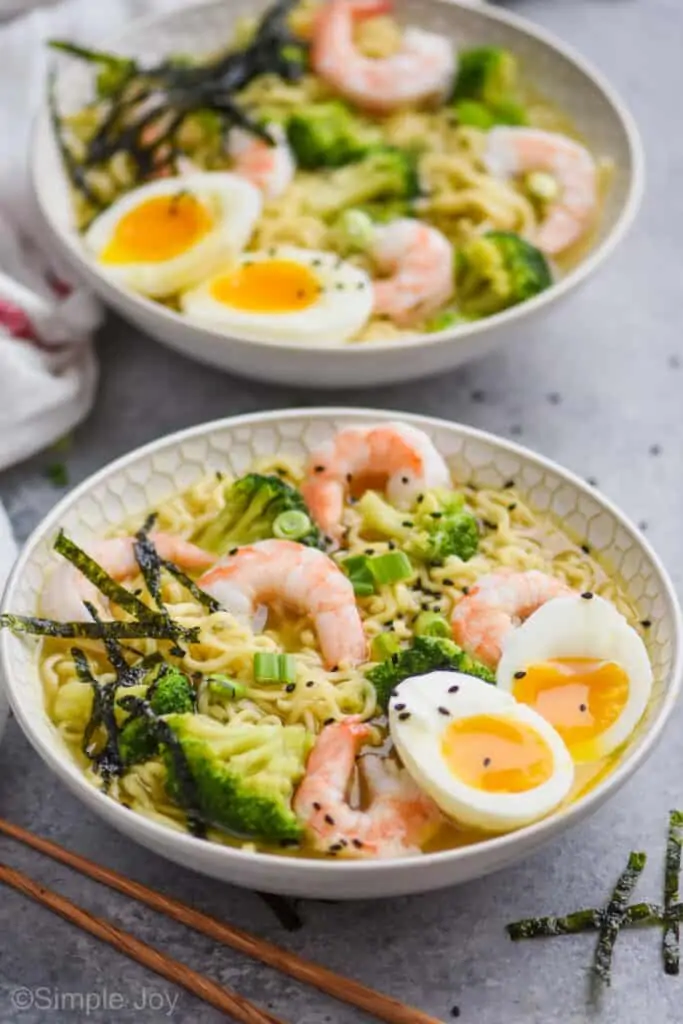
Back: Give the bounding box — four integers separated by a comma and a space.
0, 0, 204, 587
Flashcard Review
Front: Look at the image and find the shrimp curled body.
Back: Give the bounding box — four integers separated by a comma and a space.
312, 0, 456, 113
451, 568, 574, 669
41, 534, 214, 622
294, 719, 443, 858
228, 124, 295, 200
371, 218, 454, 325
198, 539, 366, 668
484, 127, 598, 255
302, 421, 451, 541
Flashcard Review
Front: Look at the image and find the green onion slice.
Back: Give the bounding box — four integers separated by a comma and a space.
369, 550, 413, 585
273, 510, 312, 541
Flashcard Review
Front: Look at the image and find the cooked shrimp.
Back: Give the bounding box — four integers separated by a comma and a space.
294, 719, 442, 858
371, 218, 454, 325
301, 421, 451, 540
41, 534, 214, 622
452, 569, 574, 669
227, 124, 295, 200
312, 0, 455, 113
197, 539, 366, 668
484, 127, 598, 255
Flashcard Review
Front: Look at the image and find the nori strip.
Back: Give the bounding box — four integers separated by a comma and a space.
594, 852, 647, 985
117, 695, 206, 837
133, 517, 185, 658
161, 559, 220, 613
507, 901, 664, 940
0, 613, 199, 644
73, 647, 122, 786
54, 530, 155, 621
663, 810, 683, 974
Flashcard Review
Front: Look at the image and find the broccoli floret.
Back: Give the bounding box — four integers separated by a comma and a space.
367, 635, 495, 710
457, 231, 552, 317
163, 714, 312, 840
305, 147, 420, 220
452, 47, 528, 127
192, 473, 322, 554
118, 665, 196, 765
357, 488, 479, 565
286, 101, 380, 169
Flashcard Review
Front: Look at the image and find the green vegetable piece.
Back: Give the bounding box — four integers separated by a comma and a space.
594, 851, 647, 985
453, 99, 495, 130
329, 208, 375, 256
424, 309, 476, 333
453, 46, 519, 106
489, 99, 528, 126
286, 100, 380, 169
342, 554, 376, 597
45, 462, 69, 487
456, 231, 552, 318
253, 652, 296, 685
357, 489, 478, 564
273, 509, 312, 541
414, 611, 451, 638
206, 675, 247, 701
118, 665, 196, 766
193, 473, 322, 554
371, 632, 402, 662
304, 146, 421, 221
523, 170, 560, 203
369, 550, 413, 585
366, 635, 494, 710
163, 714, 312, 840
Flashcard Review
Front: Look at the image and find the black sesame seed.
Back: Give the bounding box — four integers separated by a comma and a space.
638, 520, 648, 532
229, 547, 238, 556
579, 703, 587, 712
346, 473, 353, 483
416, 494, 425, 504
649, 443, 662, 456
391, 653, 400, 665
448, 685, 460, 694
430, 512, 443, 520
394, 703, 406, 711
451, 1007, 461, 1019
641, 619, 652, 629
462, 586, 470, 595
438, 706, 450, 716
324, 717, 335, 726
504, 479, 515, 489
581, 543, 591, 555
325, 814, 335, 825
514, 670, 527, 679
483, 519, 497, 530
329, 843, 343, 852
285, 683, 296, 693
364, 547, 375, 556
508, 503, 517, 512
401, 476, 410, 484
314, 465, 325, 473
312, 258, 322, 266
313, 802, 321, 811
483, 757, 491, 767
581, 591, 594, 600
352, 838, 364, 849
306, 680, 315, 688
398, 711, 411, 721
402, 520, 414, 528
443, 578, 454, 586
215, 470, 224, 481
388, 540, 396, 550
587, 476, 599, 487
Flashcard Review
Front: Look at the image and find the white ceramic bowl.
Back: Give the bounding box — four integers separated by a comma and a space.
1, 409, 680, 899
30, 0, 644, 388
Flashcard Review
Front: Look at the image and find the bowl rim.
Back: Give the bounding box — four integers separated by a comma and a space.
30, 0, 646, 358
2, 406, 681, 879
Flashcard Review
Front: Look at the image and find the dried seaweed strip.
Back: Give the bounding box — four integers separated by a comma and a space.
594, 852, 647, 985
663, 811, 683, 974
0, 613, 198, 644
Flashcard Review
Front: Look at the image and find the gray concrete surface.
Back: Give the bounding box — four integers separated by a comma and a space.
0, 0, 682, 1020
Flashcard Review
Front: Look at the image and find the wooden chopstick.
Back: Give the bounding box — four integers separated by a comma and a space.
0, 861, 283, 1024
0, 817, 442, 1024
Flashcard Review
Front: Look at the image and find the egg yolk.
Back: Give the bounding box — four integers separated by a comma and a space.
442, 714, 554, 793
210, 260, 320, 313
100, 193, 213, 264
512, 658, 629, 755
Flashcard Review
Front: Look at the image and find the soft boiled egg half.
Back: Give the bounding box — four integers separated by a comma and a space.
180, 245, 373, 344
84, 172, 262, 298
390, 672, 574, 832
497, 593, 653, 764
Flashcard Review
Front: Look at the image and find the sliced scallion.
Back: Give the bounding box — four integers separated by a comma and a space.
414, 611, 451, 638
273, 510, 312, 541
369, 550, 413, 585
206, 675, 246, 701
371, 632, 402, 662
253, 652, 297, 685
342, 555, 376, 597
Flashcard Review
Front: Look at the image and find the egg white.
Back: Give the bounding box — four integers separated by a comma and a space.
180, 245, 374, 344
84, 172, 262, 298
497, 594, 653, 763
389, 671, 574, 833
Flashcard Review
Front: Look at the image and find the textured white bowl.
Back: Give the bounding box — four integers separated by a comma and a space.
30, 0, 644, 388
1, 409, 680, 899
